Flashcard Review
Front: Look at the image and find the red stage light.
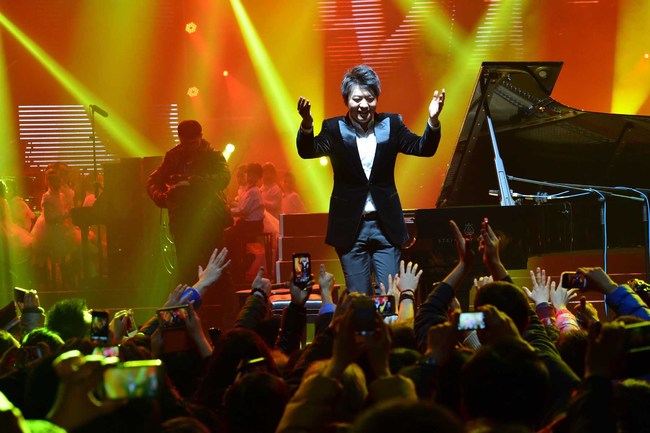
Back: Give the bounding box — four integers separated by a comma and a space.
185, 22, 197, 34
187, 87, 199, 97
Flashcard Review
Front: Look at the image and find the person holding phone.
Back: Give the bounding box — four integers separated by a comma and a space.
297, 65, 445, 295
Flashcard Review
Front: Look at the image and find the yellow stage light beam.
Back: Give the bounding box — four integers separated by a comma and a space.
612, 1, 650, 114
229, 0, 329, 209
0, 11, 157, 157
0, 31, 21, 177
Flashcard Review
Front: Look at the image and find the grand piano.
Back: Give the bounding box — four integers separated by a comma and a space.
409, 61, 650, 296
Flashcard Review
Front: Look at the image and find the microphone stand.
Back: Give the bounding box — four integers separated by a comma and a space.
88, 105, 106, 277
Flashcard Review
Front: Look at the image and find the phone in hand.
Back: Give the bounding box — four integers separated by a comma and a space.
14, 287, 29, 304
560, 272, 587, 290
90, 310, 110, 343
101, 359, 163, 400
124, 310, 138, 338
352, 296, 376, 336
156, 305, 189, 330
372, 295, 396, 316
92, 345, 120, 358
458, 311, 486, 331
14, 346, 44, 368
292, 253, 311, 289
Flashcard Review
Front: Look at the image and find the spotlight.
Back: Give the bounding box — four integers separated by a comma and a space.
319, 157, 328, 166
645, 53, 649, 60
224, 143, 235, 161
223, 70, 229, 77
187, 87, 199, 98
185, 22, 197, 34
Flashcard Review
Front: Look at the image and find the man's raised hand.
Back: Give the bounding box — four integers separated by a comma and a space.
297, 96, 313, 130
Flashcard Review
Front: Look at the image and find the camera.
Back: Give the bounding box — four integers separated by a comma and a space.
372, 295, 395, 316
292, 253, 311, 289
14, 346, 43, 368
352, 296, 376, 336
101, 359, 163, 400
458, 311, 486, 331
156, 305, 189, 329
90, 310, 110, 343
560, 272, 587, 290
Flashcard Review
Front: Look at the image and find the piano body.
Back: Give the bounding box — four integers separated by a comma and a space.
409, 61, 650, 302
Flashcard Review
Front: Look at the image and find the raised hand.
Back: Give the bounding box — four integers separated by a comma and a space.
397, 260, 423, 293
297, 96, 313, 129
251, 266, 272, 298
290, 272, 313, 307
522, 267, 552, 306
319, 263, 335, 304
428, 89, 445, 125
195, 247, 231, 296
551, 284, 579, 310
450, 219, 474, 266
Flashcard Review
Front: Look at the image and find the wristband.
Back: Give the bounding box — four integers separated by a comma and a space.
399, 292, 415, 304
181, 287, 202, 309
251, 287, 268, 302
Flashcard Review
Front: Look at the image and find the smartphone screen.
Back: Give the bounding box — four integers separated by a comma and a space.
102, 360, 162, 400
90, 310, 110, 343
14, 346, 44, 368
292, 253, 311, 288
92, 345, 120, 358
124, 311, 138, 338
353, 297, 376, 336
156, 305, 189, 329
458, 312, 486, 331
14, 287, 28, 304
372, 295, 396, 316
560, 272, 587, 289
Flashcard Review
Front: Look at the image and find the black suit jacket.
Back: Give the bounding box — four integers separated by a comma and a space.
297, 112, 441, 251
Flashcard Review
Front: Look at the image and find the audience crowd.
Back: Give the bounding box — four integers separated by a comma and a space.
1, 215, 650, 433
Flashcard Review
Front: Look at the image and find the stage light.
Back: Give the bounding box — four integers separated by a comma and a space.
645, 53, 649, 60
223, 70, 229, 77
187, 86, 199, 97
319, 157, 328, 167
224, 143, 235, 161
185, 22, 197, 34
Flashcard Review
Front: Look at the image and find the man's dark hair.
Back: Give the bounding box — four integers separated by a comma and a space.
22, 327, 64, 352
341, 65, 381, 104
350, 399, 464, 433
556, 329, 588, 379
474, 281, 530, 334
45, 298, 90, 342
223, 372, 290, 433
177, 120, 202, 140
461, 337, 549, 427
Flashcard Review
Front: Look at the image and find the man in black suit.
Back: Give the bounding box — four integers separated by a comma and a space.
296, 65, 445, 295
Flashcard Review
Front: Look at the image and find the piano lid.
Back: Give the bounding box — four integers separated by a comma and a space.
437, 61, 650, 207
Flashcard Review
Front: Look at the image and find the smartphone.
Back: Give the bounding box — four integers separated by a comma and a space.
560, 272, 587, 289
14, 346, 44, 368
102, 359, 162, 400
372, 295, 396, 316
14, 287, 29, 304
124, 311, 138, 338
156, 305, 189, 330
458, 311, 486, 331
208, 327, 222, 347
292, 253, 311, 288
92, 345, 120, 358
90, 310, 110, 343
352, 296, 376, 336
